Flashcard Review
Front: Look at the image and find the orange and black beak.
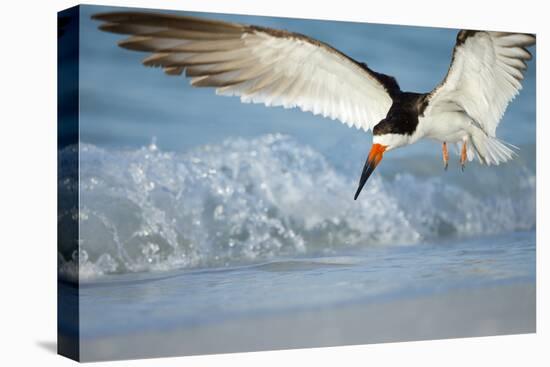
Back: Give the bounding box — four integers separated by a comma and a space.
354, 144, 386, 200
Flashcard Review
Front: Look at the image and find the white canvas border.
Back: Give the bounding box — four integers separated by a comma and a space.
1, 0, 547, 366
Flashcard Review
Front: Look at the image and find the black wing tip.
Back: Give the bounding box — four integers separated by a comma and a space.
91, 12, 116, 21
91, 11, 158, 21
456, 30, 480, 45
456, 30, 536, 48
91, 11, 245, 31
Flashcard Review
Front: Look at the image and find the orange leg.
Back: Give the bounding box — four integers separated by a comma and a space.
442, 142, 449, 170
460, 141, 467, 171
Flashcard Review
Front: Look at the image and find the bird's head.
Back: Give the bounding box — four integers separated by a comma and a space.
354, 118, 412, 200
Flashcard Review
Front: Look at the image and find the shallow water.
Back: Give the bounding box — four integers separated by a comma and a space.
76, 230, 534, 341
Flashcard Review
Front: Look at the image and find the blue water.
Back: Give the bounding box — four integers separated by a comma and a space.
58, 136, 535, 278
77, 231, 535, 339
58, 5, 536, 357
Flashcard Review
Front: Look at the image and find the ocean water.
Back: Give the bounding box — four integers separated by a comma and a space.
76, 231, 535, 337
69, 229, 535, 360
58, 135, 535, 279
58, 5, 536, 359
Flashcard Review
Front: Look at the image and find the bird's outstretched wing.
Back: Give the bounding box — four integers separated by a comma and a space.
92, 12, 400, 132
425, 30, 535, 137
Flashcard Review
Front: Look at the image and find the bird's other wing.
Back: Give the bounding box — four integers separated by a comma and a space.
425, 30, 535, 137
92, 12, 400, 132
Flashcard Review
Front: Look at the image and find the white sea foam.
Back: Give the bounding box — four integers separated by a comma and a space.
58, 134, 535, 280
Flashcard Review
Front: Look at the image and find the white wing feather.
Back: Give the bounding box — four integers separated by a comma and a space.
93, 12, 398, 132
426, 31, 535, 137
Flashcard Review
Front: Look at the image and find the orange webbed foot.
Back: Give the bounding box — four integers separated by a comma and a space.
442, 142, 449, 171
460, 141, 467, 171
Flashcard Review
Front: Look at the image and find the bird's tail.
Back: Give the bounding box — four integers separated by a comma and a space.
470, 133, 518, 166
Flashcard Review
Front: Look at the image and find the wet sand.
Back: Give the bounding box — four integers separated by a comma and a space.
80, 282, 535, 361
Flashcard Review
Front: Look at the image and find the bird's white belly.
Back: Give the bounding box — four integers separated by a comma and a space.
416, 113, 471, 143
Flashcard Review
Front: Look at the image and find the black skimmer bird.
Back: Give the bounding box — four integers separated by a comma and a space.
93, 12, 536, 200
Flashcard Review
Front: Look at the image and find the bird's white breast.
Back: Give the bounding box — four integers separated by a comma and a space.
417, 112, 472, 143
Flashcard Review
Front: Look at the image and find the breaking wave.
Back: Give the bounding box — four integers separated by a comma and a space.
58, 134, 535, 280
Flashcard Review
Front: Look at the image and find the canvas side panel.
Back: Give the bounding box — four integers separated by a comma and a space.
57, 5, 80, 362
